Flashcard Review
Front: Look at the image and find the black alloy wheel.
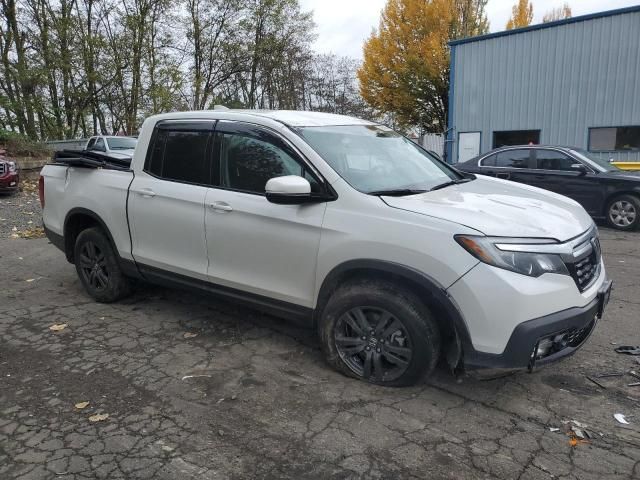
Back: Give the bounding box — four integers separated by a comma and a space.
334, 306, 413, 382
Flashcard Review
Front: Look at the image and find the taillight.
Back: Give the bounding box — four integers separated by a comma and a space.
38, 175, 45, 208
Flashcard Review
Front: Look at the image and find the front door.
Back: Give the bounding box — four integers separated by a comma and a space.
529, 149, 602, 214
128, 121, 214, 280
205, 121, 327, 308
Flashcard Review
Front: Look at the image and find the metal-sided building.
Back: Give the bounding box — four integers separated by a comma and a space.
446, 6, 640, 164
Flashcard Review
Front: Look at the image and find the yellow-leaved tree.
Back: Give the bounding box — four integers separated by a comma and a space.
542, 3, 572, 23
358, 0, 488, 133
506, 0, 534, 30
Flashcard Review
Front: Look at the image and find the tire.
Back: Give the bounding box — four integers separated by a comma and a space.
606, 194, 640, 231
73, 227, 133, 302
318, 279, 441, 387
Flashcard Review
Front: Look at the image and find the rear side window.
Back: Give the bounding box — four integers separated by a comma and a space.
145, 128, 211, 184
496, 149, 531, 169
535, 150, 576, 171
480, 154, 496, 166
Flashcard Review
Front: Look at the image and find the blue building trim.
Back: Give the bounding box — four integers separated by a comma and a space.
449, 5, 640, 47
445, 44, 456, 164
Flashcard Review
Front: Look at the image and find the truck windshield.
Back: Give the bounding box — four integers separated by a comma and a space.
296, 125, 461, 194
106, 137, 137, 150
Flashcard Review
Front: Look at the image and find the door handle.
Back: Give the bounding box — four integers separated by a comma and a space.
496, 172, 510, 179
209, 201, 233, 212
136, 188, 156, 198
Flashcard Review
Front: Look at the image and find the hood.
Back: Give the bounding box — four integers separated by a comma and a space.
606, 169, 640, 180
382, 176, 593, 241
110, 149, 135, 158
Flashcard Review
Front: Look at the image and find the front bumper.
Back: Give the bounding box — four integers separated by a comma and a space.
463, 279, 612, 370
0, 173, 19, 191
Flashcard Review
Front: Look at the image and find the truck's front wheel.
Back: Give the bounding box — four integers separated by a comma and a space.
74, 227, 132, 303
318, 280, 441, 387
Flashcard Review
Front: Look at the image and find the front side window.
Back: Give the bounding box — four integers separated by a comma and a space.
93, 138, 105, 151
145, 128, 211, 184
296, 125, 459, 193
589, 127, 640, 152
535, 150, 577, 171
219, 133, 318, 194
495, 149, 531, 169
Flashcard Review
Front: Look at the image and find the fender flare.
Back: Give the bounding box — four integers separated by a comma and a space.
63, 207, 141, 279
315, 259, 474, 365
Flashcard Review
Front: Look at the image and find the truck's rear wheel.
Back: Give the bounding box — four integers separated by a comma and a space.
318, 280, 440, 387
74, 227, 132, 303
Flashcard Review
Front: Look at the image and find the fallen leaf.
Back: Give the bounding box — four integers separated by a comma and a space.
75, 401, 90, 410
614, 413, 630, 425
11, 226, 17, 231
25, 278, 35, 283
88, 413, 109, 422
183, 332, 198, 339
49, 323, 68, 332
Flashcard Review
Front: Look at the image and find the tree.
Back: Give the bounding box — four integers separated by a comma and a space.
0, 0, 373, 140
543, 3, 571, 23
452, 0, 489, 39
506, 0, 533, 30
358, 0, 489, 133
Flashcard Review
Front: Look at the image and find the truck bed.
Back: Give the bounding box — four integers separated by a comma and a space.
52, 150, 132, 171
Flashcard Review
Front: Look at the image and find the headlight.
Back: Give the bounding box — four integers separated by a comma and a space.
455, 235, 569, 277
8, 161, 16, 172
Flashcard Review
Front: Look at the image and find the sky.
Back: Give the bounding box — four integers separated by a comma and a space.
299, 0, 639, 59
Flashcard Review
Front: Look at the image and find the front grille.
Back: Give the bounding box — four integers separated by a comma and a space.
0, 163, 5, 175
565, 233, 601, 292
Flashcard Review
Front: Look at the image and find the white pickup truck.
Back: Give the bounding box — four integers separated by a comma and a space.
40, 110, 612, 386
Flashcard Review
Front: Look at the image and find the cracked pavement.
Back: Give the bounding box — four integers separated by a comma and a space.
0, 225, 639, 479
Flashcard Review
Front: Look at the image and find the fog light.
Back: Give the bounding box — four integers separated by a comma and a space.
10, 181, 16, 186
536, 338, 554, 358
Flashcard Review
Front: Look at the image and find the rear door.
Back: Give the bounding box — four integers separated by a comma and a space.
128, 121, 214, 279
530, 149, 602, 214
204, 121, 327, 307
478, 148, 537, 184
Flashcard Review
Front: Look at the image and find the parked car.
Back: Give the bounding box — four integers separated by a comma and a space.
0, 149, 19, 194
456, 145, 640, 231
85, 135, 137, 158
40, 111, 611, 386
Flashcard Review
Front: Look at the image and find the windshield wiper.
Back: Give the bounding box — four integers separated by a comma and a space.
367, 188, 428, 197
430, 177, 474, 192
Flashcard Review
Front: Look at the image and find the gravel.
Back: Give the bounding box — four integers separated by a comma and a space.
0, 178, 42, 238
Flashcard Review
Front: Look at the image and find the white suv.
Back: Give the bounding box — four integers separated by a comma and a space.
41, 110, 612, 386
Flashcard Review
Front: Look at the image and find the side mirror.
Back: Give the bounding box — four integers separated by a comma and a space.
265, 175, 312, 205
570, 163, 587, 174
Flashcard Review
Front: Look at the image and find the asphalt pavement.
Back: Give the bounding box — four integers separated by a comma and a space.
1, 201, 639, 478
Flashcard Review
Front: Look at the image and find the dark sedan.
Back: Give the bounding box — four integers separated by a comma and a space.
456, 145, 640, 231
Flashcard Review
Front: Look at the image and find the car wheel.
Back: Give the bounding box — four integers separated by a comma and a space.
606, 194, 640, 231
318, 280, 440, 387
74, 227, 133, 302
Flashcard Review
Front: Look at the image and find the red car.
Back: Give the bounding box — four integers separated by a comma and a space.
0, 150, 19, 193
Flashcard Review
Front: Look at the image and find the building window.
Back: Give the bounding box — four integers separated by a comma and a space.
589, 127, 640, 152
493, 130, 540, 148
